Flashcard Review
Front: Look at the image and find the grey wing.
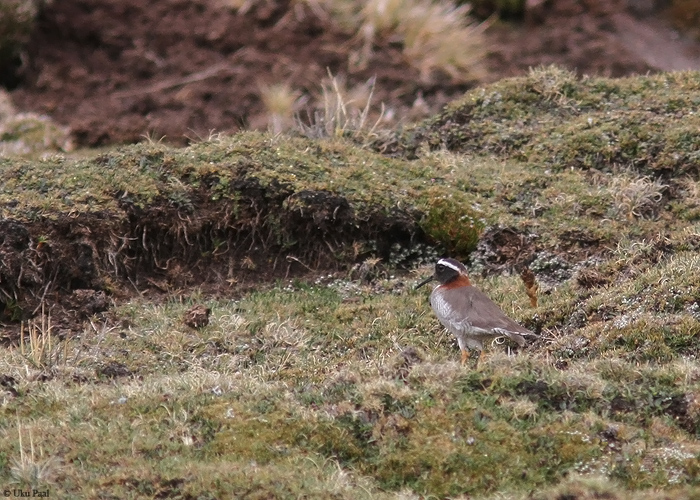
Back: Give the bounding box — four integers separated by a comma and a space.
461, 287, 532, 346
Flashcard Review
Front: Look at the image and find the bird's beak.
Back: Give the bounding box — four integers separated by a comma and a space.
415, 275, 435, 289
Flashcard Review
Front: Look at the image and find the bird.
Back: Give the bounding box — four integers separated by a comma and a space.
416, 258, 534, 366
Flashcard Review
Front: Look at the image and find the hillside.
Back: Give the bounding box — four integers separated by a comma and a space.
1, 67, 700, 498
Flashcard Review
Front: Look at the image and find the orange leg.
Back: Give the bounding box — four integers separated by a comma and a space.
460, 349, 469, 366
476, 350, 486, 369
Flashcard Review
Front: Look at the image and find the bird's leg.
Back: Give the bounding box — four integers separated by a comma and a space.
475, 350, 486, 369
460, 349, 469, 366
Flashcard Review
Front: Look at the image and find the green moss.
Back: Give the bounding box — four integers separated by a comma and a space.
407, 67, 700, 177
420, 191, 484, 255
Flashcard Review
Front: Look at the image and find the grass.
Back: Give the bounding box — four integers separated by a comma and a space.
9, 417, 61, 488
405, 66, 700, 177
1, 270, 700, 497
294, 72, 385, 142
308, 0, 487, 82
2, 67, 700, 497
259, 82, 304, 135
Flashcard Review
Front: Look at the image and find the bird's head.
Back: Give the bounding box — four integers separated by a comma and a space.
416, 258, 470, 289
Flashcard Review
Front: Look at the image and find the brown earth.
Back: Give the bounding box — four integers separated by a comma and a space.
7, 0, 700, 147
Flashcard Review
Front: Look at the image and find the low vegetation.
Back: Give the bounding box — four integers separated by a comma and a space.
300, 0, 487, 83
404, 66, 700, 177
0, 88, 73, 157
252, 0, 488, 133
1, 66, 700, 498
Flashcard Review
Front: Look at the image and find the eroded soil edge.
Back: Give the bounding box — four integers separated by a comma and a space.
0, 180, 427, 340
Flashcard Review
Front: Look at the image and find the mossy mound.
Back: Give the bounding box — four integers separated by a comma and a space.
405, 66, 700, 178
0, 132, 484, 317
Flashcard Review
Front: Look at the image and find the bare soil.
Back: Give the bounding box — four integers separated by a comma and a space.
7, 0, 700, 147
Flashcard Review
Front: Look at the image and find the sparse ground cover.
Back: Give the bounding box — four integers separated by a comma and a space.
1, 67, 700, 497
1, 275, 700, 498
0, 89, 73, 157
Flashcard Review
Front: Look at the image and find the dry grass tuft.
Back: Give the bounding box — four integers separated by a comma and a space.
499, 396, 539, 421
608, 174, 668, 220
527, 64, 578, 103
9, 418, 61, 487
16, 306, 71, 370
218, 0, 255, 14
259, 82, 305, 134
295, 72, 385, 143
309, 0, 487, 82
396, 0, 488, 82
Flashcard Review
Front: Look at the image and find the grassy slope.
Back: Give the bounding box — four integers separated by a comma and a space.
1, 67, 700, 498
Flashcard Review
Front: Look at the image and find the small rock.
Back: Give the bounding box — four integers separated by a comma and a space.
184, 304, 211, 329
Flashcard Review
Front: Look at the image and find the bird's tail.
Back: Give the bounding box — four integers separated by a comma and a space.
506, 332, 527, 347
509, 330, 541, 347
